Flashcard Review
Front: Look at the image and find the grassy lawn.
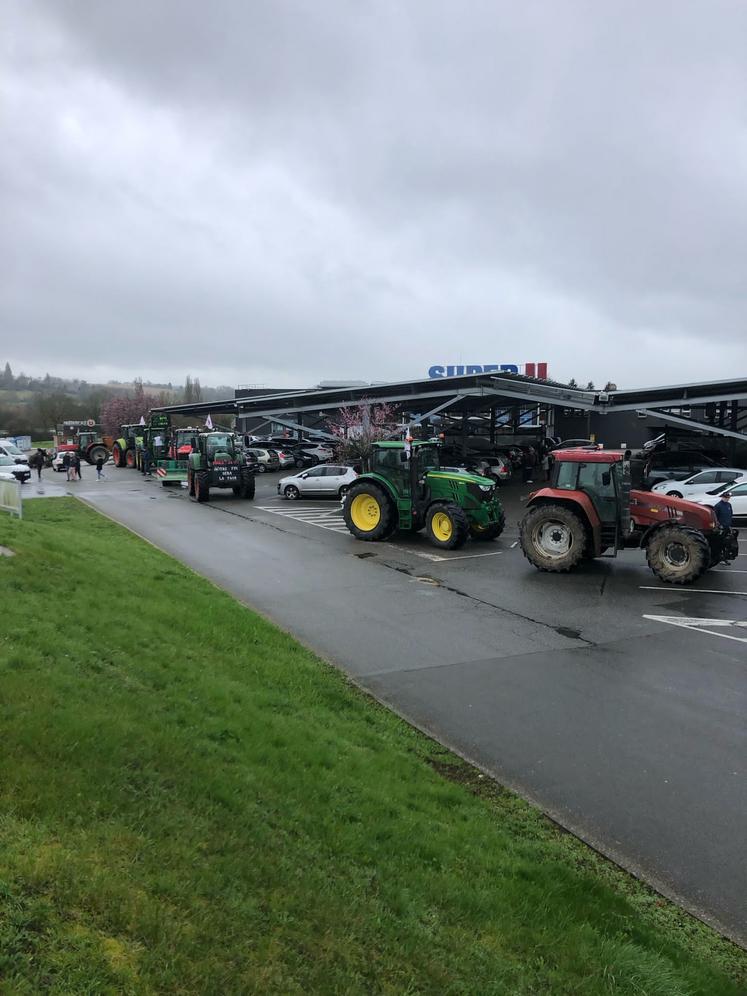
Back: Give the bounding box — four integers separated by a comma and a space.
30, 440, 54, 450
0, 499, 744, 994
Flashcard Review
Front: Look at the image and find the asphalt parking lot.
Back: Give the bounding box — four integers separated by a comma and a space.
34, 466, 747, 943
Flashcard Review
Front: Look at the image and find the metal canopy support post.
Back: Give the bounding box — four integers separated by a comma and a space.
635, 408, 747, 443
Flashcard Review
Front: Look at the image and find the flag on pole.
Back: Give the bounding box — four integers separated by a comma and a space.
139, 415, 146, 426
205, 414, 214, 430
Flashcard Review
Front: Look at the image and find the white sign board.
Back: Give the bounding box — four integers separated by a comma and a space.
0, 475, 22, 518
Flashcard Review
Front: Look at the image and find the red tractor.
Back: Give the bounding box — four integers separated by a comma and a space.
519, 448, 739, 584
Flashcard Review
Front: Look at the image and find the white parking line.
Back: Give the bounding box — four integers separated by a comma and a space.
639, 586, 747, 596
643, 614, 747, 644
257, 506, 349, 534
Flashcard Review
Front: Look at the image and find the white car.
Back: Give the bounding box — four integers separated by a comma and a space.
651, 467, 744, 499
697, 478, 747, 518
299, 443, 335, 462
277, 464, 357, 500
0, 454, 31, 483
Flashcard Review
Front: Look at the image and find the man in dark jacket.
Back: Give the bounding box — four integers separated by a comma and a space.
714, 493, 733, 529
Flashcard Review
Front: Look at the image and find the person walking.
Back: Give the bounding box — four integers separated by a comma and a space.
62, 451, 71, 481
95, 455, 107, 480
34, 447, 45, 481
72, 454, 82, 481
714, 492, 733, 530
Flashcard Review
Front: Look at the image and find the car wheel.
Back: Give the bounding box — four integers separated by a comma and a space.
666, 490, 683, 498
284, 485, 300, 500
338, 485, 349, 498
257, 464, 266, 473
295, 458, 306, 468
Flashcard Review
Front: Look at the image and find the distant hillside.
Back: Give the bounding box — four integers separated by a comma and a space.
0, 363, 235, 436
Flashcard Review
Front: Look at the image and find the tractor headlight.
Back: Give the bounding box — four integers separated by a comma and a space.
479, 484, 492, 493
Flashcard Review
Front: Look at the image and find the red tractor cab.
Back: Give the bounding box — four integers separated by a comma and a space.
519, 448, 738, 584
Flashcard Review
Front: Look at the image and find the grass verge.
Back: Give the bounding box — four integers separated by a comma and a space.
1, 498, 745, 994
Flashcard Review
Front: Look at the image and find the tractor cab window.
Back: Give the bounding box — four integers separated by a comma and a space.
554, 461, 578, 490
577, 461, 619, 524
416, 446, 440, 472
206, 434, 235, 460
372, 448, 403, 474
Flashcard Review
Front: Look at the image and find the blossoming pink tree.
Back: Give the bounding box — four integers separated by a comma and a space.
330, 401, 401, 465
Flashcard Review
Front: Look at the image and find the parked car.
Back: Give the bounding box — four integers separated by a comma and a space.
278, 465, 357, 499
0, 454, 31, 483
298, 443, 335, 463
0, 440, 30, 463
643, 450, 718, 488
468, 456, 512, 484
697, 479, 747, 519
651, 468, 744, 498
272, 449, 298, 469
247, 448, 280, 473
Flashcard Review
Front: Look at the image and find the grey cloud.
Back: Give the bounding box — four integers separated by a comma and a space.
2, 0, 746, 389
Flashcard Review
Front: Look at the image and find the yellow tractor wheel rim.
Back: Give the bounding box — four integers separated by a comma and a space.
350, 493, 381, 531
432, 511, 453, 541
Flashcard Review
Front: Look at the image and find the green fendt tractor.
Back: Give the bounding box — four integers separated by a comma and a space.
187, 431, 255, 503
343, 441, 505, 549
112, 424, 142, 468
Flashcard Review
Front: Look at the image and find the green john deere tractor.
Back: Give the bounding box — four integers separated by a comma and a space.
112, 424, 142, 468
343, 441, 505, 549
187, 431, 255, 503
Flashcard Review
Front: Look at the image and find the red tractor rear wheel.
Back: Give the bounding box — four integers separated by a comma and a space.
125, 448, 136, 468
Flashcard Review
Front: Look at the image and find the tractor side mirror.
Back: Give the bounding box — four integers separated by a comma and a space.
602, 471, 611, 486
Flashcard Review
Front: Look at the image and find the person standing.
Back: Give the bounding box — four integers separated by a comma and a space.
95, 456, 107, 480
72, 454, 82, 481
141, 444, 151, 476
714, 492, 733, 530
541, 449, 551, 482
62, 451, 71, 481
523, 446, 537, 484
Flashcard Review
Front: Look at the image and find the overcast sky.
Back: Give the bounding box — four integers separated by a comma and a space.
3, 0, 746, 391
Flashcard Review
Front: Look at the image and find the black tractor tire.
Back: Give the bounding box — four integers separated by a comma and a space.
188, 470, 196, 497
645, 525, 710, 584
87, 444, 109, 466
195, 470, 210, 503
240, 469, 256, 500
343, 482, 396, 541
284, 485, 300, 500
470, 512, 506, 542
519, 503, 587, 572
665, 490, 683, 498
425, 502, 470, 550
